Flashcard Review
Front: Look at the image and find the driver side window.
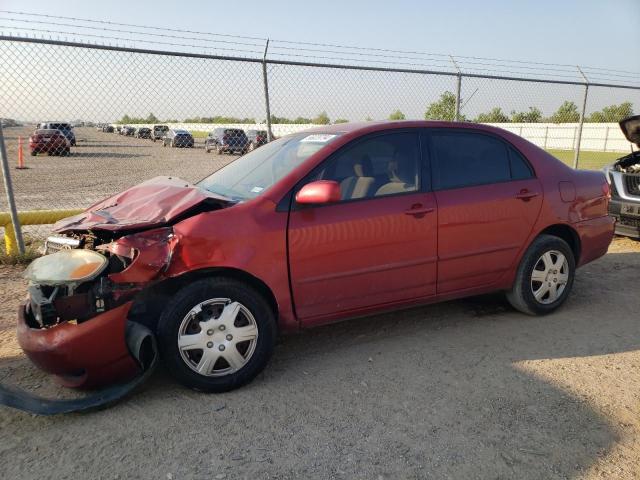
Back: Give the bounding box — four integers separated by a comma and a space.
316, 132, 421, 201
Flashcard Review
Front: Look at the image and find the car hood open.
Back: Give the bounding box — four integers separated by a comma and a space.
53, 176, 231, 233
619, 115, 640, 148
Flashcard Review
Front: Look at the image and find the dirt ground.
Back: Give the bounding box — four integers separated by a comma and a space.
0, 237, 638, 479
0, 126, 235, 212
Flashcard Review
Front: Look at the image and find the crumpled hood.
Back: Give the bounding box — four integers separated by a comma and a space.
53, 176, 230, 232
619, 115, 640, 148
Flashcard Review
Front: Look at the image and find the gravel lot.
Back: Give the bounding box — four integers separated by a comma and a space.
0, 237, 638, 479
0, 126, 236, 212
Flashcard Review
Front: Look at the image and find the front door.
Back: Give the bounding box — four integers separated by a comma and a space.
287, 131, 438, 322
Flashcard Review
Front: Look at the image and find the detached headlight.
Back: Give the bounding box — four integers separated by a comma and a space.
24, 249, 108, 285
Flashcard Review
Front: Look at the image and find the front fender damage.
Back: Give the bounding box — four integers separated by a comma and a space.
0, 229, 178, 415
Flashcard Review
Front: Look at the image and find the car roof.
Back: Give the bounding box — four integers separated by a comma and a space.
300, 120, 527, 139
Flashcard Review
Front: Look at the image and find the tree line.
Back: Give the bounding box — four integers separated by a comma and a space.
116, 96, 634, 126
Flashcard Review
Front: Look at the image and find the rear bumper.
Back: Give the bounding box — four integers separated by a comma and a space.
574, 215, 616, 267
17, 302, 140, 389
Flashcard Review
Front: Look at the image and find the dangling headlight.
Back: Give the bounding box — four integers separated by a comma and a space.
24, 249, 108, 285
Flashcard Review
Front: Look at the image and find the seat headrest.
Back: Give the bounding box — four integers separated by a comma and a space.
353, 154, 373, 177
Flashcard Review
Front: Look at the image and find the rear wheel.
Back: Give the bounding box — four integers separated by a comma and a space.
216, 145, 223, 155
506, 234, 575, 315
157, 278, 277, 392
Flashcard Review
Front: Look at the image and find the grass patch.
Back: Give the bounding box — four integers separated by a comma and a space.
189, 130, 208, 139
0, 236, 41, 265
546, 149, 620, 171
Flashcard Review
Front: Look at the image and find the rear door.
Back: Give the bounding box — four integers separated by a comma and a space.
288, 130, 438, 323
427, 130, 543, 293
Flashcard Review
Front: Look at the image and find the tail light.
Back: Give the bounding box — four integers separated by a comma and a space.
602, 181, 611, 199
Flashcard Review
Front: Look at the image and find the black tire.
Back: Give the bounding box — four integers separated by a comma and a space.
506, 234, 575, 316
30, 150, 37, 156
157, 277, 277, 393
216, 145, 223, 155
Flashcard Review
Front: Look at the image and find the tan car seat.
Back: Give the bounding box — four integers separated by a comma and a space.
339, 154, 376, 200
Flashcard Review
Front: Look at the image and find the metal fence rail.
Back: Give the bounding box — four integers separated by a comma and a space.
1, 34, 639, 253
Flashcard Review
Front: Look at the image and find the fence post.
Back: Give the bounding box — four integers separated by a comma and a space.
448, 55, 463, 121
262, 39, 273, 141
573, 66, 589, 169
0, 121, 25, 255
603, 125, 610, 152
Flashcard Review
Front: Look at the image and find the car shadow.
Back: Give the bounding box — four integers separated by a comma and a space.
0, 251, 637, 478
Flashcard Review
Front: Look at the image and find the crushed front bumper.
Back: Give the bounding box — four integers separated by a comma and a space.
1, 302, 157, 415
17, 301, 140, 389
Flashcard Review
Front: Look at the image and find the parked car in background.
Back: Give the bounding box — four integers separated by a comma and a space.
162, 129, 194, 148
122, 126, 136, 136
37, 122, 75, 146
245, 129, 269, 151
15, 121, 614, 398
103, 125, 115, 133
604, 115, 640, 238
152, 125, 170, 141
29, 129, 70, 156
204, 128, 249, 154
136, 127, 152, 139
116, 126, 123, 134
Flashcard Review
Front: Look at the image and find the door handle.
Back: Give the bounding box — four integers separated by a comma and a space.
404, 205, 435, 216
515, 190, 539, 201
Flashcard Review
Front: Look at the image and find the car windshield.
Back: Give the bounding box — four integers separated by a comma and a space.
198, 132, 341, 201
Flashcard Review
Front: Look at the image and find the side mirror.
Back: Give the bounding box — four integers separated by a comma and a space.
295, 180, 341, 205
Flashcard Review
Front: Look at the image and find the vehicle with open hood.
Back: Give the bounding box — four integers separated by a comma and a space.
603, 115, 640, 238
5, 120, 615, 413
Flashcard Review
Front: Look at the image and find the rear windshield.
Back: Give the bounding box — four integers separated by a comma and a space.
48, 123, 71, 130
35, 129, 59, 135
224, 129, 246, 136
154, 126, 169, 131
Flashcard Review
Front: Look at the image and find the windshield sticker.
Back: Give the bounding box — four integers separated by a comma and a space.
300, 134, 337, 143
250, 186, 265, 193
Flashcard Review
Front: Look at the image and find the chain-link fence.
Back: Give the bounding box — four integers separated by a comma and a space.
1, 34, 639, 252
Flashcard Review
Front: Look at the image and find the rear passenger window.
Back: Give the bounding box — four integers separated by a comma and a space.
315, 132, 422, 201
431, 132, 513, 190
509, 147, 534, 180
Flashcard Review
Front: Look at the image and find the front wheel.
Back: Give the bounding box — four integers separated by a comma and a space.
157, 278, 277, 392
506, 234, 575, 316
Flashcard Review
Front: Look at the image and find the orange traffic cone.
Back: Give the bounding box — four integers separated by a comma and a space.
16, 136, 27, 169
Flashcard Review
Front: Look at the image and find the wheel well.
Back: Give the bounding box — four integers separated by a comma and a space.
128, 267, 279, 330
538, 224, 581, 263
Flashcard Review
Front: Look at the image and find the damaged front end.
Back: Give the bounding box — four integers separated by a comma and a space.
605, 115, 640, 238
2, 227, 176, 415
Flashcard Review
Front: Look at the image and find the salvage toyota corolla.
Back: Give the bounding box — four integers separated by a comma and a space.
8, 121, 615, 412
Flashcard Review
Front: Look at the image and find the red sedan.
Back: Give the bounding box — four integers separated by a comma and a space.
13, 121, 614, 402
28, 128, 70, 156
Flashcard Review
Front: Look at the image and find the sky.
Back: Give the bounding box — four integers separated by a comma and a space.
0, 0, 638, 123
2, 0, 638, 73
